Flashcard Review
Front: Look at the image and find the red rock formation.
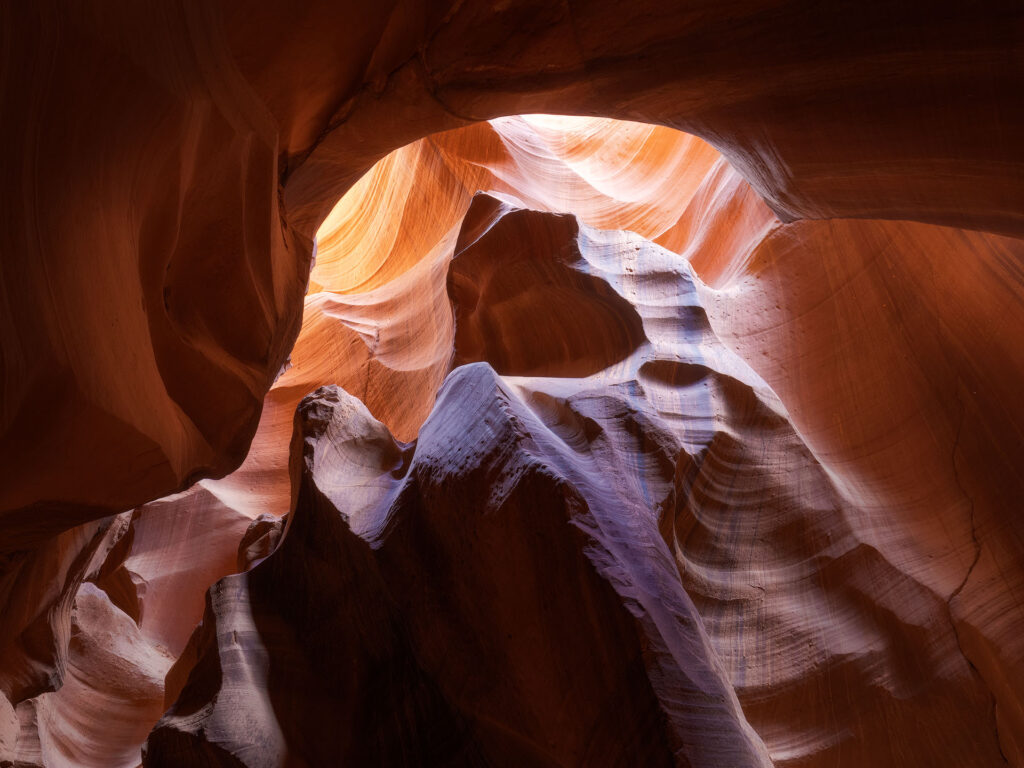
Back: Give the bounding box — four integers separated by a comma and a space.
696, 218, 1024, 762
7, 584, 173, 768
196, 116, 721, 520
143, 199, 1012, 767
2, 3, 1024, 764
146, 376, 750, 767
0, 515, 132, 706
448, 197, 647, 377
4, 1, 1022, 535
3, 114, 736, 768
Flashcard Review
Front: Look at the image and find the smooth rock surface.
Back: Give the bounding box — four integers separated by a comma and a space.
2, 6, 1024, 758
4, 0, 1023, 536
145, 201, 1013, 766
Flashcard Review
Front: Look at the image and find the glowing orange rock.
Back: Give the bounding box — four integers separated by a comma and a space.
144, 199, 1013, 767
2, 4, 1023, 758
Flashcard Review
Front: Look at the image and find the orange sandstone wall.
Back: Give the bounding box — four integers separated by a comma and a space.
2, 1, 1024, 762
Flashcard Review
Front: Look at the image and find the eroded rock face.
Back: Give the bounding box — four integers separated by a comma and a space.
0, 4, 309, 534
3, 4, 1024, 758
0, 491, 258, 767
695, 218, 1024, 762
296, 128, 1024, 765
5, 584, 173, 768
0, 514, 132, 706
190, 116, 729, 523
143, 202, 1013, 767
145, 375, 754, 768
4, 0, 1023, 541
4, 114, 751, 768
449, 197, 647, 376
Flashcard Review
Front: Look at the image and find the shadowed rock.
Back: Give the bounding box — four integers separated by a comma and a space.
448, 196, 647, 377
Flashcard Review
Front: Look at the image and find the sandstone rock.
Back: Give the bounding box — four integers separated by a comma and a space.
3, 4, 1024, 760
696, 217, 1024, 762
4, 584, 173, 768
197, 115, 720, 521
5, 0, 1023, 538
448, 197, 647, 377
236, 514, 285, 572
1, 486, 268, 767
0, 514, 132, 706
144, 199, 1013, 766
146, 375, 754, 767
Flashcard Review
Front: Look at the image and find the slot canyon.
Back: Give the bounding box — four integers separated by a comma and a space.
1, 3, 1023, 767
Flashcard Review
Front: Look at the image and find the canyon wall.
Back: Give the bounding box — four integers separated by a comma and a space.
3, 0, 1022, 533
144, 193, 1020, 766
2, 2, 1024, 765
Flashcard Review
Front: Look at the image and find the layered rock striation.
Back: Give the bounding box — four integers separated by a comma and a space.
4, 0, 1023, 537
2, 4, 1024, 758
144, 200, 1011, 766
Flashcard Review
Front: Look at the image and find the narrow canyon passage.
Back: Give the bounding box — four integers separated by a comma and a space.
2, 4, 1024, 766
3, 114, 1024, 766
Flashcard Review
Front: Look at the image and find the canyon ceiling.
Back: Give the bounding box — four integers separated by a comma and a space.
1, 2, 1023, 767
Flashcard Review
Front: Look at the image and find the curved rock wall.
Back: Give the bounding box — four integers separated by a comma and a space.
145, 197, 1015, 766
4, 0, 1022, 533
2, 2, 1023, 762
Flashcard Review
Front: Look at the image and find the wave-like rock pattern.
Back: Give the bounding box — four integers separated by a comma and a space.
0, 498, 253, 766
146, 372, 762, 768
6, 0, 1022, 538
2, 5, 1023, 755
192, 116, 728, 522
3, 115, 743, 767
0, 514, 132, 706
302, 124, 1024, 764
696, 217, 1024, 763
143, 201, 1009, 767
6, 584, 172, 768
